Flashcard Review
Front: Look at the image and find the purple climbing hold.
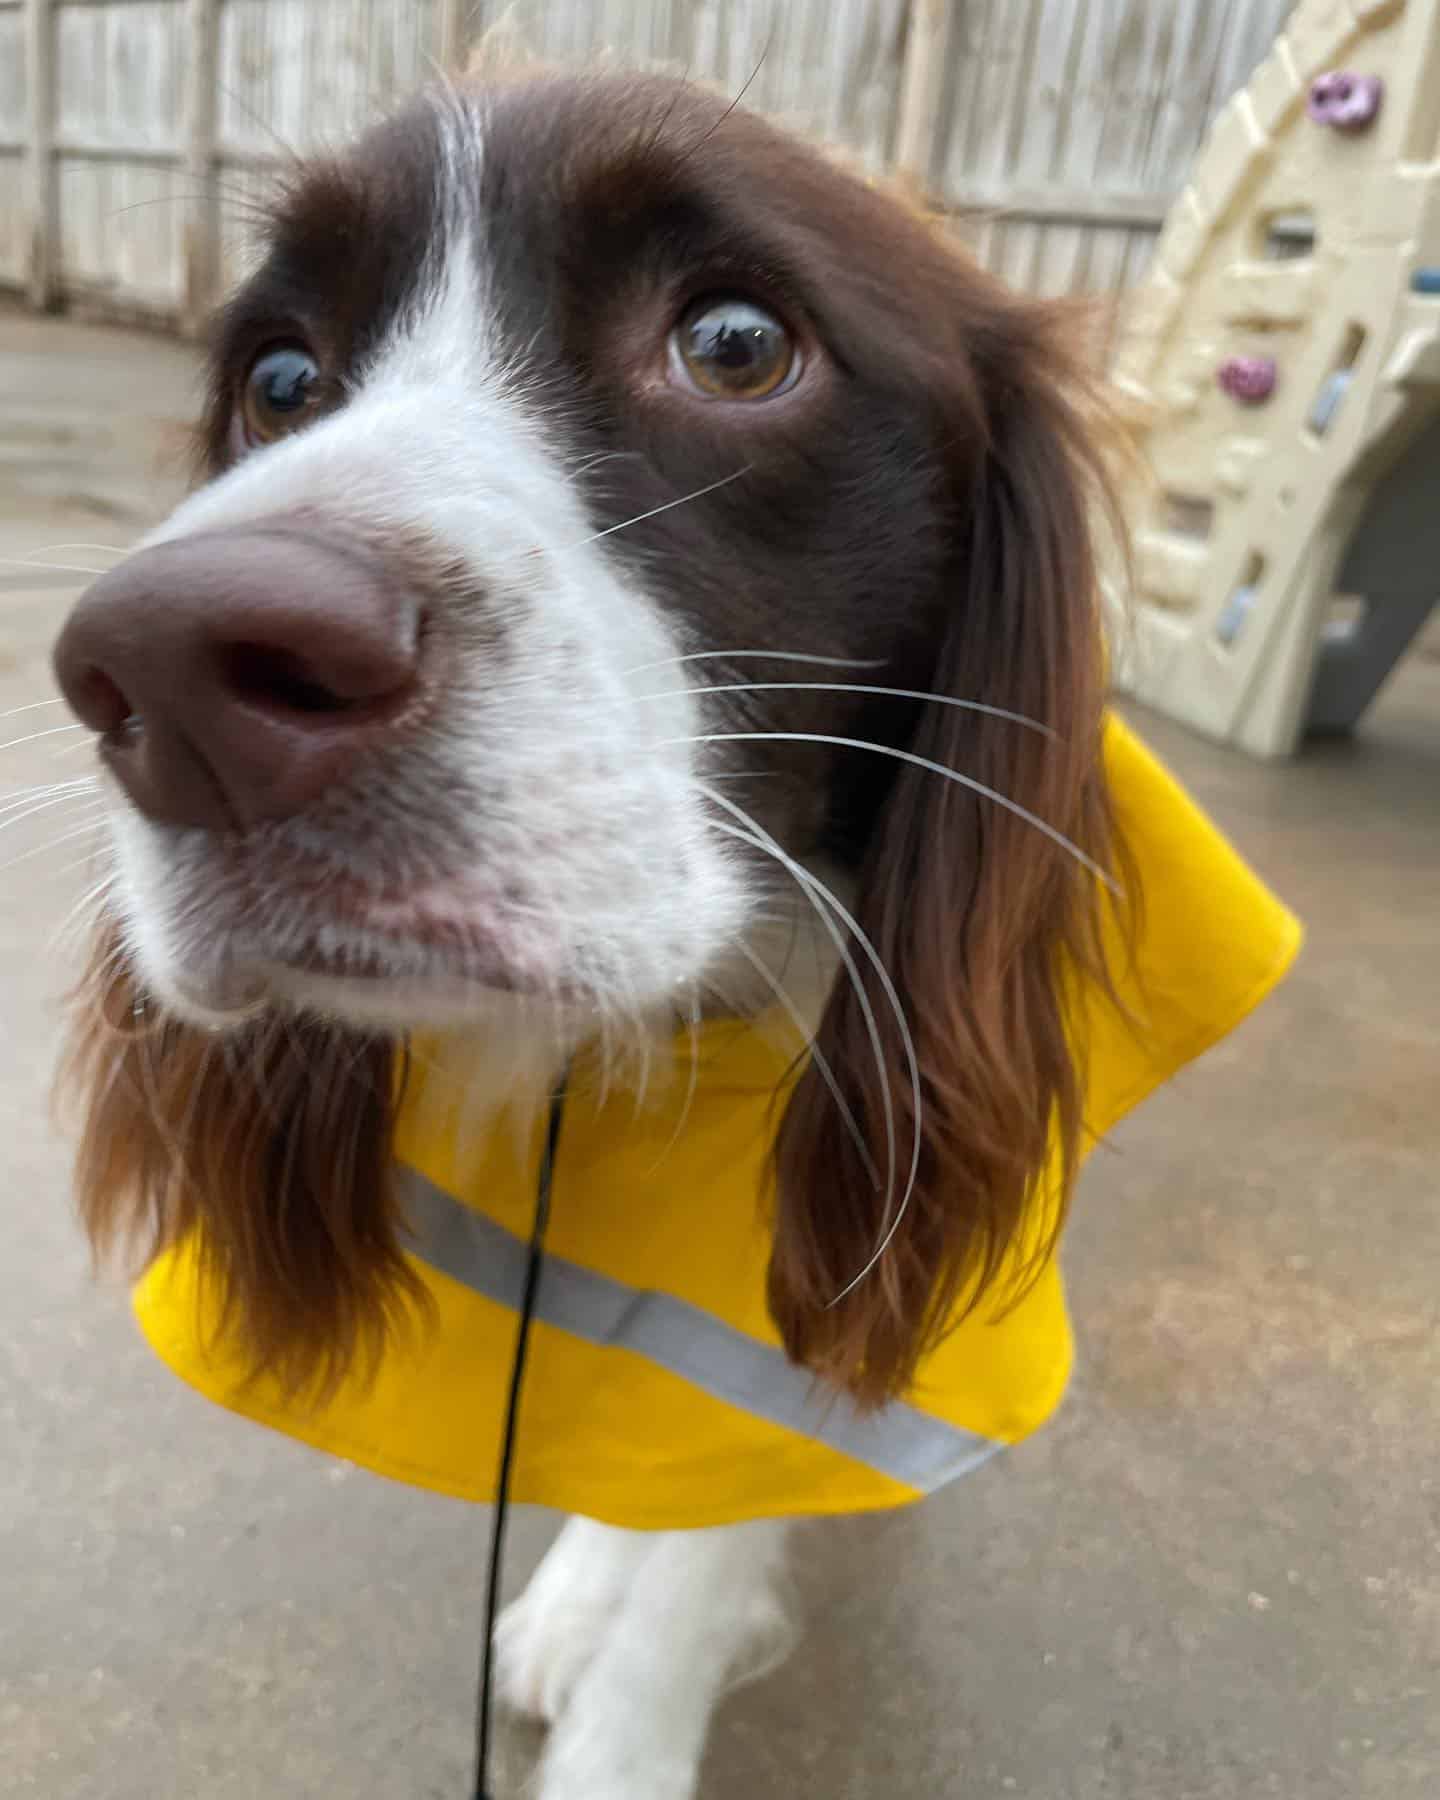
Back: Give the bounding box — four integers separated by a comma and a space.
1307, 71, 1384, 132
1218, 356, 1278, 404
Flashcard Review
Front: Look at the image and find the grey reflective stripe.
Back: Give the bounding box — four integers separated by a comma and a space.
398, 1164, 1001, 1494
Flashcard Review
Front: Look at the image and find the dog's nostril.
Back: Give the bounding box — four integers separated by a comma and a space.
74, 666, 135, 736
107, 712, 144, 746
220, 643, 364, 716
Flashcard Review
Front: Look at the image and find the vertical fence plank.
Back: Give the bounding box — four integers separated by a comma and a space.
437, 0, 477, 70
182, 0, 221, 335
23, 0, 58, 309
894, 0, 949, 191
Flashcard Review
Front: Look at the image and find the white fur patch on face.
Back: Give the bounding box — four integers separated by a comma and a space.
103, 96, 750, 1049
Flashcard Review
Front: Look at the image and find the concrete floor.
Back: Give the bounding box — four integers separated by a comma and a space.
1, 307, 1437, 1798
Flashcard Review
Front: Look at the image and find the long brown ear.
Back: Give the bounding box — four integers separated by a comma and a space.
770, 294, 1123, 1409
58, 920, 423, 1397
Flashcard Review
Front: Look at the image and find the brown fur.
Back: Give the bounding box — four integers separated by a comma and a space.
770, 297, 1121, 1406
61, 924, 421, 1398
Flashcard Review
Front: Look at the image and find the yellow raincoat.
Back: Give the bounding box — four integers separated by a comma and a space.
134, 716, 1301, 1529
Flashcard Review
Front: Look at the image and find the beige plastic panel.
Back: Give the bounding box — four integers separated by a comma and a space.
1109, 0, 1440, 757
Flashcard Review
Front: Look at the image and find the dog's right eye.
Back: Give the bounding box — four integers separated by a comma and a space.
241, 343, 322, 446
670, 296, 798, 401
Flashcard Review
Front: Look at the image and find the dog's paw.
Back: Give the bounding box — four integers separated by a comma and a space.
533, 1674, 701, 1800
493, 1520, 655, 1726
493, 1587, 618, 1726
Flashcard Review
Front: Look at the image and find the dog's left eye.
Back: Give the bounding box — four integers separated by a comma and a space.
241, 343, 322, 446
670, 295, 798, 400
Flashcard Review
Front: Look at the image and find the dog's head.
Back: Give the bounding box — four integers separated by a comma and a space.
54, 70, 1121, 1404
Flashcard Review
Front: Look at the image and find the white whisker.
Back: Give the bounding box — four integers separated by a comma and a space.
626, 649, 886, 677
681, 731, 1117, 891
704, 800, 905, 1224
643, 985, 706, 1176
0, 724, 87, 755
0, 816, 107, 876
0, 791, 101, 835
631, 1011, 655, 1122
0, 698, 67, 725
54, 869, 117, 949
569, 467, 752, 549
0, 556, 109, 577
699, 783, 926, 1303
691, 768, 785, 782
623, 1001, 705, 1175
53, 736, 99, 760
725, 936, 879, 1186
652, 682, 1055, 735
45, 846, 113, 885
0, 777, 97, 816
566, 448, 644, 481
15, 541, 128, 563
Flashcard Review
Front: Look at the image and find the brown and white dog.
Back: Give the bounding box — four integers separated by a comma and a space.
51, 66, 1121, 1797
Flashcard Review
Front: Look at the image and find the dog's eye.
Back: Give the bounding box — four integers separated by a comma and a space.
671, 296, 797, 400
241, 343, 322, 445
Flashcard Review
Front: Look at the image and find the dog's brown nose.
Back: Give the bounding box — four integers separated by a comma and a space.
52, 529, 421, 829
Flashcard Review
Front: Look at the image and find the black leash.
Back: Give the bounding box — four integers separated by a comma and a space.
472, 1072, 570, 1800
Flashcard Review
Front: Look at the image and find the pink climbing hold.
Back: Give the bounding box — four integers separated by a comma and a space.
1218, 356, 1278, 404
1307, 71, 1384, 132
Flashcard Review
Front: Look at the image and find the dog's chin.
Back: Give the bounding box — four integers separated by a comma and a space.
141, 954, 574, 1038
258, 962, 569, 1034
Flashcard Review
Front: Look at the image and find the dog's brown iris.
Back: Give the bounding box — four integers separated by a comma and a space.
241, 343, 322, 445
673, 296, 795, 399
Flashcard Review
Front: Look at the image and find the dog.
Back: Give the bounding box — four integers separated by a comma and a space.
47, 64, 1299, 1799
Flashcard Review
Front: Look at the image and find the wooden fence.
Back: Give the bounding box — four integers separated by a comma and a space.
0, 0, 1294, 336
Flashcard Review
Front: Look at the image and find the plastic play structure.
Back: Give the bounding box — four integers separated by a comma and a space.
1109, 0, 1440, 757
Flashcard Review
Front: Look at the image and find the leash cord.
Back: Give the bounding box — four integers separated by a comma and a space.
472, 1073, 570, 1800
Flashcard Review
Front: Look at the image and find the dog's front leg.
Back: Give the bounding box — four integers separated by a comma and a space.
496, 1516, 659, 1724
535, 1518, 795, 1800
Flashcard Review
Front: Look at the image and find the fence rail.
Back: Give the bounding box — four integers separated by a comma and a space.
0, 0, 1294, 335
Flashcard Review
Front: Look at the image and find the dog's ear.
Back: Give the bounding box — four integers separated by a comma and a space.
770, 288, 1123, 1408
58, 920, 423, 1397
